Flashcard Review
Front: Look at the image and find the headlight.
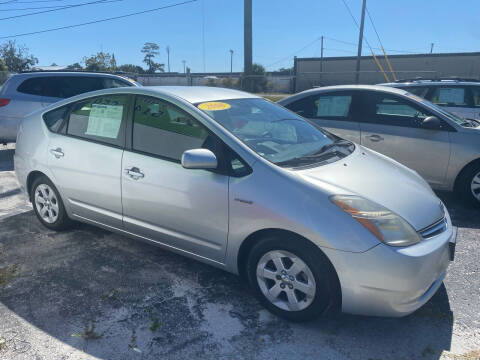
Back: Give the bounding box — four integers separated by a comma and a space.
330, 195, 420, 247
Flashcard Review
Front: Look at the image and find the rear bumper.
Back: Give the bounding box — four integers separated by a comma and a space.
323, 213, 456, 317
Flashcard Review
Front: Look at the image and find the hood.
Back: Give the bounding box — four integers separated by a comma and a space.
296, 146, 443, 231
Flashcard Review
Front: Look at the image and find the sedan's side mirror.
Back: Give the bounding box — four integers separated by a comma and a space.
421, 116, 442, 130
181, 149, 218, 170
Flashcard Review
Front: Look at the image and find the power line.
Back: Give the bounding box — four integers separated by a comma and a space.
266, 37, 320, 68
0, 2, 109, 11
365, 7, 382, 48
0, 0, 198, 39
323, 47, 357, 54
0, 5, 68, 11
324, 36, 419, 54
0, 0, 121, 20
2, 0, 70, 3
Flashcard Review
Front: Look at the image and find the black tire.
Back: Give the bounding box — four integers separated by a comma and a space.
246, 234, 339, 322
456, 163, 480, 208
31, 175, 72, 230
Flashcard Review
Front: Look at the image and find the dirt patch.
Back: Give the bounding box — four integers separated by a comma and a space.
0, 265, 18, 290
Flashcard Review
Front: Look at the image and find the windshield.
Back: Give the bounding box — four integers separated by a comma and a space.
196, 98, 354, 167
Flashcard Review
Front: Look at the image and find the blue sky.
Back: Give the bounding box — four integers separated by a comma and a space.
1, 0, 478, 72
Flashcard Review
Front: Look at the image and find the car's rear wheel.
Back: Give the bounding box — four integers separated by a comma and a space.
457, 163, 480, 207
31, 175, 72, 230
246, 234, 338, 322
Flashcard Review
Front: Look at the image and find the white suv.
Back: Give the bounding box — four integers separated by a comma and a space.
0, 71, 140, 143
381, 78, 480, 121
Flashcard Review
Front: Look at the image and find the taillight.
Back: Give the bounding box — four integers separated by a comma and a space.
0, 98, 10, 107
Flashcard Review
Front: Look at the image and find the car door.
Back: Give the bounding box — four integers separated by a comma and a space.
427, 85, 474, 120
47, 94, 129, 228
285, 91, 361, 143
358, 90, 451, 187
121, 95, 229, 263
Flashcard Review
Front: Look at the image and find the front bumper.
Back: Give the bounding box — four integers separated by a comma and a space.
323, 214, 456, 317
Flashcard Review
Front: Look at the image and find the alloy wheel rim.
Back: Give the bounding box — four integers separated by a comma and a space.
256, 250, 316, 312
35, 184, 59, 224
471, 172, 480, 201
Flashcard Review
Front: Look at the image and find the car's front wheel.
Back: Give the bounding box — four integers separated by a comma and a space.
246, 235, 338, 322
31, 175, 72, 230
457, 163, 480, 207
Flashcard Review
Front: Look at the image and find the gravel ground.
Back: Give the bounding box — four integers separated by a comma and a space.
0, 144, 479, 360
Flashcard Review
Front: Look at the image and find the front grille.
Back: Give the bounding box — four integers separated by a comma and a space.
419, 217, 448, 238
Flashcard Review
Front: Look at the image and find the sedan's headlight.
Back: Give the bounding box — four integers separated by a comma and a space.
330, 195, 420, 247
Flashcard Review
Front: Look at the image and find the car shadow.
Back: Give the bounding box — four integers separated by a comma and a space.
436, 191, 480, 229
0, 211, 454, 359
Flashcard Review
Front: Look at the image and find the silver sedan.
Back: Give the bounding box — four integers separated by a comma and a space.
14, 86, 456, 321
279, 85, 480, 207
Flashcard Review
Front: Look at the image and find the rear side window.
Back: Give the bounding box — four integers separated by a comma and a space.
313, 94, 352, 118
43, 105, 69, 133
17, 76, 132, 99
67, 94, 128, 147
286, 93, 353, 120
430, 87, 468, 107
43, 77, 104, 98
17, 77, 47, 96
100, 77, 132, 89
132, 95, 208, 161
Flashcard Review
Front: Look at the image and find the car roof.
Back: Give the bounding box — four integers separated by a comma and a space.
38, 86, 260, 110
10, 71, 136, 83
141, 86, 259, 104
278, 84, 408, 104
380, 80, 480, 87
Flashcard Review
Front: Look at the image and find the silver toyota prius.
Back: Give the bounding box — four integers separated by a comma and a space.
14, 86, 456, 321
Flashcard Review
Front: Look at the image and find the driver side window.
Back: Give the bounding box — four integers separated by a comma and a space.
362, 92, 429, 128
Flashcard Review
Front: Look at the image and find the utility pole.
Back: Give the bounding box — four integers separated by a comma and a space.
182, 60, 186, 74
244, 0, 253, 91
355, 0, 367, 84
166, 46, 170, 72
430, 43, 434, 54
202, 0, 206, 72
229, 49, 234, 73
320, 36, 324, 72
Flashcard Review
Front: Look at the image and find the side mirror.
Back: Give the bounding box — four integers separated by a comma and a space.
421, 116, 442, 130
181, 149, 218, 170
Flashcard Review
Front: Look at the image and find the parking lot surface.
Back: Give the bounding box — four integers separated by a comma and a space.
0, 144, 479, 360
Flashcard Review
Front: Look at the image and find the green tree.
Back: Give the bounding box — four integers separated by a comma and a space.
110, 53, 117, 71
0, 59, 8, 84
117, 64, 145, 74
0, 40, 38, 72
251, 63, 268, 93
221, 77, 236, 88
83, 52, 115, 71
141, 42, 164, 73
66, 62, 83, 70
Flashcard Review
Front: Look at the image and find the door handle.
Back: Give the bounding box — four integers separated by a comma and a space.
124, 167, 144, 180
367, 134, 384, 142
49, 148, 64, 158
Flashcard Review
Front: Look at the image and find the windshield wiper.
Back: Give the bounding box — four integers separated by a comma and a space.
306, 139, 353, 157
275, 140, 353, 167
463, 118, 480, 127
